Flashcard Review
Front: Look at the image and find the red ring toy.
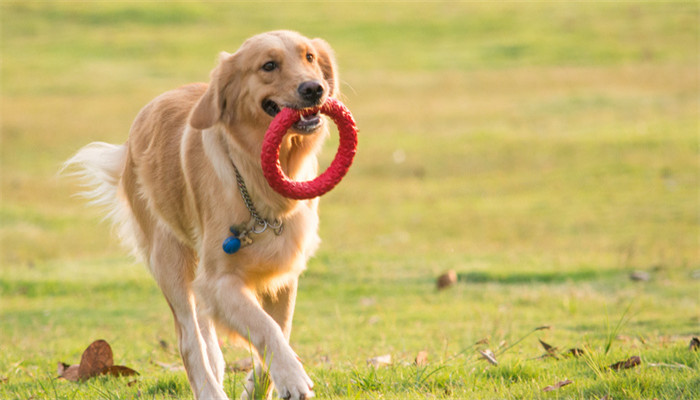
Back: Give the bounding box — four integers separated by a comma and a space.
261, 97, 358, 200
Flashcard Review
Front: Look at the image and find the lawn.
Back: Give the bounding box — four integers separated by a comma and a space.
1, 2, 698, 399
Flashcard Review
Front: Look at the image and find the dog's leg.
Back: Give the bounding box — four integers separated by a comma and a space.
150, 232, 229, 400
196, 270, 313, 400
197, 304, 226, 385
242, 278, 299, 400
263, 278, 298, 340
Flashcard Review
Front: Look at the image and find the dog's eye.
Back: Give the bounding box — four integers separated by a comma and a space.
306, 53, 314, 63
261, 61, 278, 72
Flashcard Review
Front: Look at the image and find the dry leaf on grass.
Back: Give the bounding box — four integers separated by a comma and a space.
478, 349, 498, 365
78, 339, 113, 380
538, 339, 559, 358
538, 339, 555, 352
566, 348, 585, 357
436, 270, 457, 290
629, 271, 651, 281
542, 379, 573, 392
57, 362, 80, 382
367, 354, 392, 368
58, 339, 138, 382
609, 355, 641, 370
101, 365, 139, 378
414, 350, 428, 366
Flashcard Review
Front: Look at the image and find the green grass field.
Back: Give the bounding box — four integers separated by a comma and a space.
1, 2, 699, 399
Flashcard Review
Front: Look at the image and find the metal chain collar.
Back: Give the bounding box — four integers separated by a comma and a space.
232, 162, 284, 236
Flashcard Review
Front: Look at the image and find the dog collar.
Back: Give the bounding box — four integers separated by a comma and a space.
222, 163, 283, 254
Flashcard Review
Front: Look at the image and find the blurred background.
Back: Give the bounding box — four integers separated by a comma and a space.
1, 2, 698, 398
2, 2, 697, 268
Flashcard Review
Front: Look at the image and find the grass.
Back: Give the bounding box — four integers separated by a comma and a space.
1, 1, 699, 399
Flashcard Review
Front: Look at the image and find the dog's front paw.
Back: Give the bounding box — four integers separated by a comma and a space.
270, 356, 314, 400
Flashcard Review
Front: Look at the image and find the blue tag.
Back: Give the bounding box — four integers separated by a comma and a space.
222, 236, 241, 254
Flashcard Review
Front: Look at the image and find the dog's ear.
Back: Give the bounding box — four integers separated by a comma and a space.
311, 38, 339, 98
190, 51, 240, 130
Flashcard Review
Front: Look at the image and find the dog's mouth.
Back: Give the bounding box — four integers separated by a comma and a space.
262, 99, 323, 134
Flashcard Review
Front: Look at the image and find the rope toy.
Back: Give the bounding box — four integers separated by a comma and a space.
261, 97, 358, 200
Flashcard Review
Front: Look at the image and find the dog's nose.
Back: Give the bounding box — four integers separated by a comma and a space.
298, 80, 324, 104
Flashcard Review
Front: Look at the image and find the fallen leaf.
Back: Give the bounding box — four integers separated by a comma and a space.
478, 349, 498, 365
436, 270, 457, 290
629, 271, 650, 281
538, 339, 554, 352
57, 362, 80, 382
609, 355, 641, 370
78, 340, 113, 380
542, 378, 573, 392
57, 362, 69, 376
565, 348, 585, 358
59, 340, 139, 382
367, 354, 392, 368
101, 365, 139, 378
415, 350, 428, 367
538, 339, 558, 355
690, 337, 700, 351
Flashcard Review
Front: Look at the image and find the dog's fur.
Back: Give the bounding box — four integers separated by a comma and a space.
64, 31, 340, 400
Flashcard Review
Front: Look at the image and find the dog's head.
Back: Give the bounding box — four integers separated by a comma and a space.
190, 31, 339, 139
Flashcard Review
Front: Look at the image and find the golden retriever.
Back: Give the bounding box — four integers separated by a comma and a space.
65, 30, 340, 400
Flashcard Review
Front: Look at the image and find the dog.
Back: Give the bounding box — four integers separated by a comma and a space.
64, 30, 340, 400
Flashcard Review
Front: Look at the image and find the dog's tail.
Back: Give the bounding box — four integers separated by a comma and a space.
62, 142, 143, 260
62, 141, 126, 212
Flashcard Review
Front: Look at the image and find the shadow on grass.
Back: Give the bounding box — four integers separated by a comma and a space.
0, 279, 158, 298
457, 268, 625, 285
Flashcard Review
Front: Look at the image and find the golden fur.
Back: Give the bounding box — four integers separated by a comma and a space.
65, 30, 340, 400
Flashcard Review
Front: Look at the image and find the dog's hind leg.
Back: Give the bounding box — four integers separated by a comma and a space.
196, 303, 226, 385
149, 227, 228, 400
